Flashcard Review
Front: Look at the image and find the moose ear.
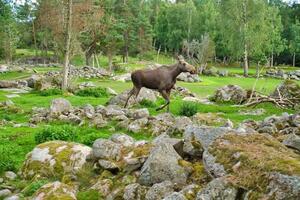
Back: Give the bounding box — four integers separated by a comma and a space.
176, 55, 184, 62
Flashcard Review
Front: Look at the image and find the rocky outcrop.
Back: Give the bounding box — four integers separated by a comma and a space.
21, 141, 92, 179
145, 181, 174, 200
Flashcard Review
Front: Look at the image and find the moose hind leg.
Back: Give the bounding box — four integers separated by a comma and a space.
156, 90, 170, 112
124, 88, 135, 108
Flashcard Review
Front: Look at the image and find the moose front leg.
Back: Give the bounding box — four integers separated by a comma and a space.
156, 90, 170, 112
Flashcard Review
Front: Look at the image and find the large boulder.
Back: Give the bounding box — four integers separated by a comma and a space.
123, 183, 148, 200
32, 181, 77, 200
145, 181, 174, 200
196, 177, 238, 200
108, 88, 158, 107
0, 65, 9, 73
183, 125, 232, 157
92, 139, 122, 161
212, 85, 247, 104
139, 142, 189, 186
50, 98, 72, 115
21, 141, 92, 179
112, 73, 132, 82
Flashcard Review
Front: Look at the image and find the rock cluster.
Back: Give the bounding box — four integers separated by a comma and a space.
177, 72, 201, 82
266, 68, 300, 80
202, 67, 229, 77
30, 98, 195, 136
45, 65, 110, 79
212, 84, 248, 104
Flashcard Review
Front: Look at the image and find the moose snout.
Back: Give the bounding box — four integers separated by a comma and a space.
189, 66, 197, 74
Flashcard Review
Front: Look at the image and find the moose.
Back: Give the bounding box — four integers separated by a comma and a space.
124, 56, 196, 112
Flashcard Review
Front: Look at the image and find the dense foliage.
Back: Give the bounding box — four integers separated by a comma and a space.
1, 0, 300, 69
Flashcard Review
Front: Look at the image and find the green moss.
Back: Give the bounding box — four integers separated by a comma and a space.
132, 143, 153, 158
209, 133, 300, 194
22, 179, 49, 196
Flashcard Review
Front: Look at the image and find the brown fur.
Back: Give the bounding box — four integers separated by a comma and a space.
124, 56, 196, 111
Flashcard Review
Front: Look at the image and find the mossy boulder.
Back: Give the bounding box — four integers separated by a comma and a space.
209, 133, 300, 196
32, 181, 77, 200
272, 80, 300, 101
21, 141, 92, 180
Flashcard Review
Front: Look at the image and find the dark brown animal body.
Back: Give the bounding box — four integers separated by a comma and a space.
124, 56, 196, 111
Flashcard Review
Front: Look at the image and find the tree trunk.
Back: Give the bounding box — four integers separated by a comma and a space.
244, 43, 249, 77
32, 20, 38, 57
108, 51, 113, 71
271, 51, 274, 68
62, 0, 73, 90
293, 52, 296, 67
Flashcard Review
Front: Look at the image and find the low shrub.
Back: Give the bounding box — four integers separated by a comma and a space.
139, 99, 156, 108
137, 51, 155, 61
178, 102, 198, 117
35, 125, 78, 144
38, 88, 63, 96
0, 146, 17, 172
22, 180, 49, 196
75, 87, 109, 98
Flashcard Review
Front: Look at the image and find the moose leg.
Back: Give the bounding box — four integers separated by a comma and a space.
166, 89, 171, 112
134, 87, 141, 104
124, 87, 135, 108
156, 90, 170, 111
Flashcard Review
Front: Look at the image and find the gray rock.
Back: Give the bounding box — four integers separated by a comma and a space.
183, 125, 231, 154
98, 159, 119, 171
92, 139, 122, 161
177, 72, 200, 82
123, 183, 148, 200
4, 171, 17, 180
139, 143, 189, 186
0, 81, 18, 88
0, 189, 12, 198
213, 85, 247, 104
282, 134, 300, 151
110, 133, 135, 147
4, 195, 20, 200
174, 116, 192, 133
108, 88, 158, 107
145, 181, 174, 200
50, 98, 72, 115
83, 104, 95, 119
128, 118, 148, 133
128, 108, 149, 119
105, 105, 125, 117
163, 192, 186, 200
266, 172, 300, 200
152, 133, 184, 157
203, 150, 226, 178
91, 113, 107, 128
79, 82, 96, 89
196, 177, 238, 200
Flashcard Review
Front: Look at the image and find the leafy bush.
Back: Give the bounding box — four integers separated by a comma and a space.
139, 99, 156, 108
22, 180, 49, 196
39, 88, 63, 96
35, 125, 78, 144
0, 146, 17, 172
75, 87, 109, 98
178, 102, 198, 117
